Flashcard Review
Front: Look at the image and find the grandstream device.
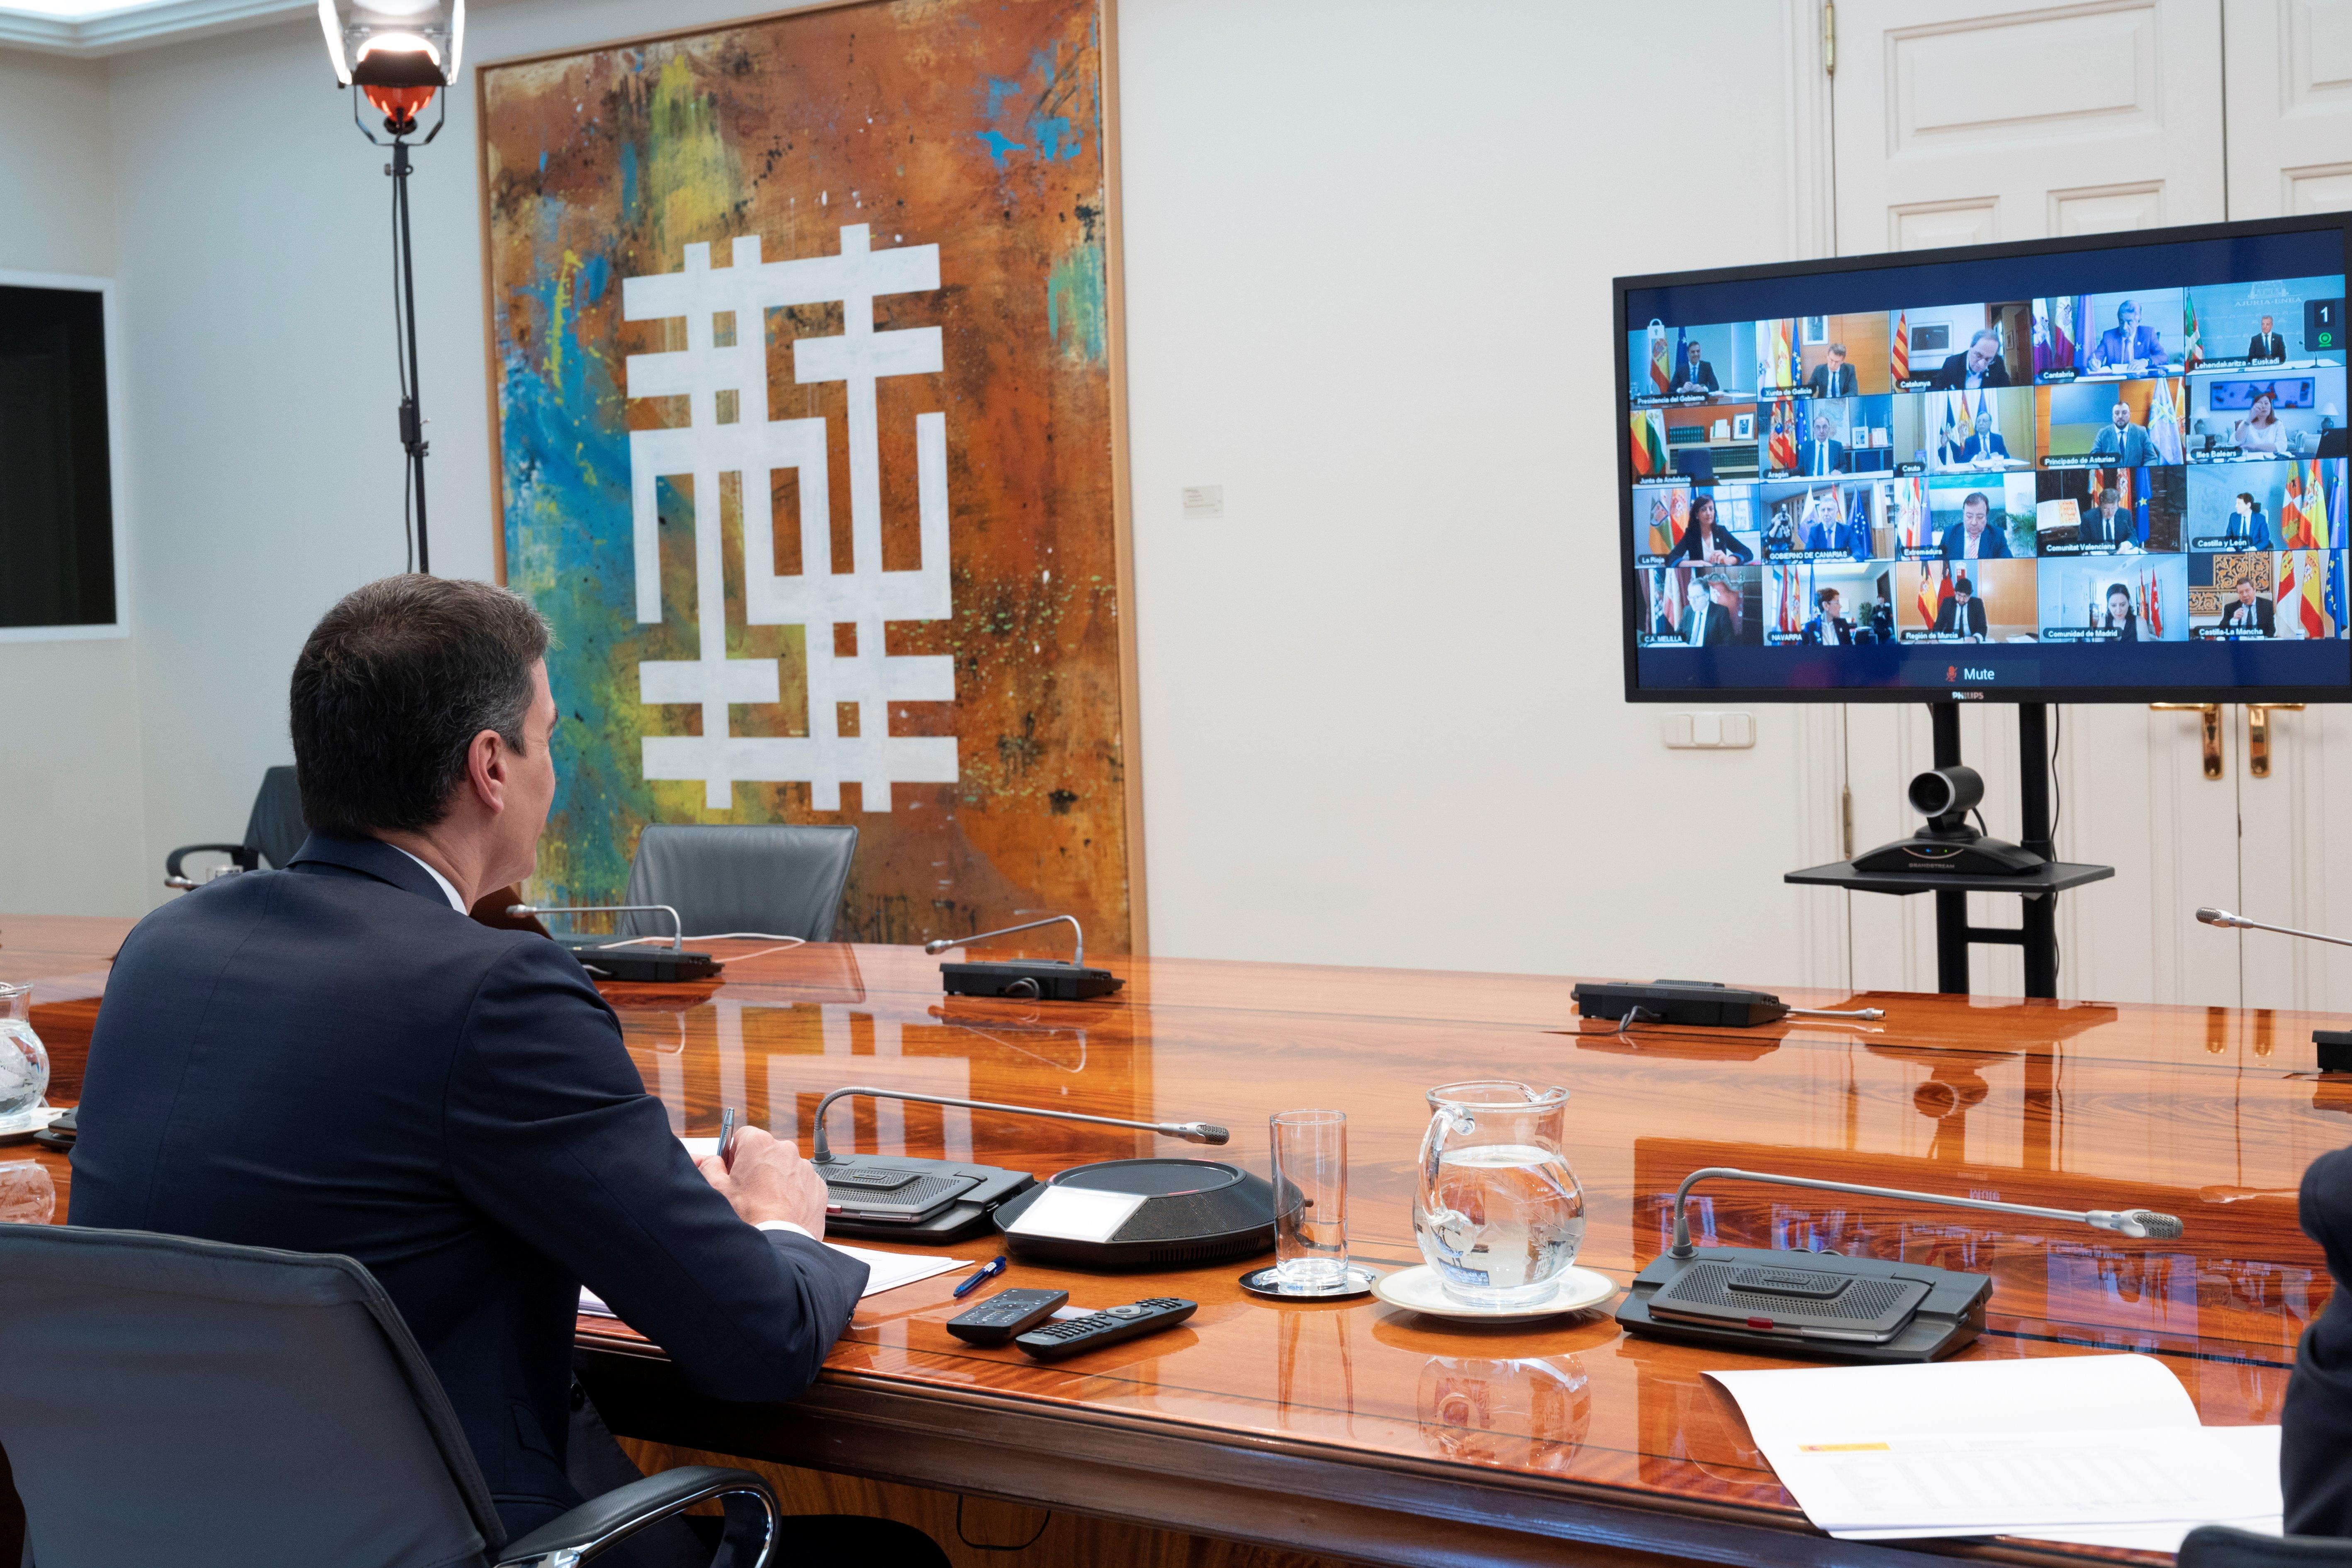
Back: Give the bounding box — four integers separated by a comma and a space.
926, 915, 1122, 1001
1013, 1297, 1197, 1360
1851, 765, 2045, 877
945, 1288, 1069, 1346
1571, 980, 1884, 1029
1617, 1166, 2184, 1361
508, 901, 722, 982
808, 1086, 1230, 1244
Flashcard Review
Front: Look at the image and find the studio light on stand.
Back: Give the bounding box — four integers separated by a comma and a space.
319, 0, 465, 575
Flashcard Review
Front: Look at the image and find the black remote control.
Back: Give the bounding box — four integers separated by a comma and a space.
1014, 1297, 1197, 1360
945, 1288, 1069, 1346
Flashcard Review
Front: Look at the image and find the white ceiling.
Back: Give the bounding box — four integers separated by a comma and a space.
0, 0, 313, 55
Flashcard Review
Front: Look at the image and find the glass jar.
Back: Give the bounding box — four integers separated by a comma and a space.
1412, 1079, 1584, 1307
0, 981, 50, 1122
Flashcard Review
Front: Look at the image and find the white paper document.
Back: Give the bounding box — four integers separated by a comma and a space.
580, 1243, 971, 1317
1707, 1354, 2283, 1543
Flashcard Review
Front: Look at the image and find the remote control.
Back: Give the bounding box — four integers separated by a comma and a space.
1014, 1297, 1197, 1360
945, 1288, 1069, 1346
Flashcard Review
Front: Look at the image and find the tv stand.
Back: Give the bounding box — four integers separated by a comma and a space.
1785, 702, 2114, 998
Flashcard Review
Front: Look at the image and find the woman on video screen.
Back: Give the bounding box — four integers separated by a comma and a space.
1662, 495, 1753, 567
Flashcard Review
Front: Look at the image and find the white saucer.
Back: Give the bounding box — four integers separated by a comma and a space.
0, 1104, 64, 1141
1372, 1264, 1618, 1325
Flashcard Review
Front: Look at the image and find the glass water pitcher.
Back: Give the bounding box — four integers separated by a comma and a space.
1413, 1080, 1584, 1307
0, 981, 49, 1122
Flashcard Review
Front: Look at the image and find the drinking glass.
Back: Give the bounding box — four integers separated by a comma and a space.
0, 982, 48, 1122
1270, 1109, 1349, 1290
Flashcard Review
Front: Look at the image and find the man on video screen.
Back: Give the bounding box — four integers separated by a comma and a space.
1938, 492, 2011, 560
1807, 343, 1858, 398
2226, 491, 2274, 548
1801, 587, 1858, 645
1927, 328, 2010, 390
2250, 315, 2287, 363
2091, 401, 2158, 467
1933, 575, 1989, 639
1670, 340, 1719, 394
1682, 575, 1732, 646
1796, 412, 1848, 477
2092, 299, 2165, 375
2219, 578, 2276, 636
2080, 487, 2136, 548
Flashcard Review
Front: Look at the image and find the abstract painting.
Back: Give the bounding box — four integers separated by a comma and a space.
478, 0, 1139, 951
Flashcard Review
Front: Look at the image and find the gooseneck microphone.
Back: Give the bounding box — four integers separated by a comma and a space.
509, 902, 684, 950
807, 1085, 1227, 1162
1664, 1166, 2185, 1260
2196, 906, 2352, 950
925, 915, 1085, 966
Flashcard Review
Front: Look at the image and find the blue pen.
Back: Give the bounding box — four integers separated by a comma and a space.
953, 1254, 1009, 1299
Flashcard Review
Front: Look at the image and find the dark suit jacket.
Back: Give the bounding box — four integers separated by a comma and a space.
2250, 332, 2287, 362
2225, 508, 2275, 549
2090, 422, 2158, 467
1793, 439, 1848, 476
68, 834, 869, 1538
1661, 523, 1753, 567
2101, 612, 2141, 643
1682, 604, 1731, 645
2220, 597, 2276, 635
1947, 433, 2012, 464
1938, 521, 2011, 560
1926, 351, 2011, 390
1805, 362, 1858, 398
1670, 360, 1720, 393
1801, 614, 1857, 646
2285, 1147, 2352, 1534
2094, 324, 2166, 369
1933, 597, 1989, 637
2079, 504, 2135, 546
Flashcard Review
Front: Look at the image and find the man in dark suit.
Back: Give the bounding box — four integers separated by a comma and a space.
2079, 486, 2136, 548
2092, 298, 2166, 373
2224, 491, 2274, 549
69, 577, 945, 1568
2219, 578, 2277, 635
2249, 314, 2286, 362
1801, 587, 1858, 645
1795, 412, 1848, 477
1926, 329, 2011, 390
1805, 343, 1858, 398
1682, 575, 1732, 645
1938, 492, 2010, 560
2090, 401, 2158, 467
1670, 339, 1720, 394
1933, 577, 1989, 639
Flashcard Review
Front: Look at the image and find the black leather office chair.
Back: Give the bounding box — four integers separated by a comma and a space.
164, 766, 308, 889
1673, 447, 1717, 485
2183, 1527, 2352, 1568
0, 1224, 777, 1568
621, 824, 858, 942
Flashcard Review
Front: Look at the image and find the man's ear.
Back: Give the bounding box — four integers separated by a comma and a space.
467, 728, 509, 813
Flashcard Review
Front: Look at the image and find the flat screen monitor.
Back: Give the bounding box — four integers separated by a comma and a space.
1615, 216, 2352, 702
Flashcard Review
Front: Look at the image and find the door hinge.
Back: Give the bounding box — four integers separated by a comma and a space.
1824, 0, 1836, 76
1841, 786, 1854, 861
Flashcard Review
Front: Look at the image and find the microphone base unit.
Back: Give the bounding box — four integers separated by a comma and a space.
1572, 980, 1792, 1029
1616, 1244, 1992, 1363
941, 958, 1124, 1002
558, 938, 721, 983
812, 1154, 1037, 1244
2318, 1031, 2352, 1074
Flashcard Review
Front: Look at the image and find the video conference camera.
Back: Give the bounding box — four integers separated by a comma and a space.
1850, 764, 2046, 877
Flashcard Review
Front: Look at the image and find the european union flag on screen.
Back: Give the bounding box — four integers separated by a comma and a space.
1674, 324, 1688, 377
2133, 465, 2152, 545
1846, 487, 1871, 560
2330, 551, 2345, 639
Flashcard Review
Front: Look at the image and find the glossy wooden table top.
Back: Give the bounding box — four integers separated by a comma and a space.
8, 912, 2344, 1564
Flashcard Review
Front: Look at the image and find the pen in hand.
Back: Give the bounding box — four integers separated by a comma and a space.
717, 1105, 738, 1171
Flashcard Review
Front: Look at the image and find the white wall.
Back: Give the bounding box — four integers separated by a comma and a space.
10, 0, 1851, 982
0, 51, 150, 917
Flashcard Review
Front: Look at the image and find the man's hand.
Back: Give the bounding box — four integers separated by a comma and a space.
697, 1126, 829, 1239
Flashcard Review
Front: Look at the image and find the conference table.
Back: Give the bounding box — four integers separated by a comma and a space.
4, 910, 2344, 1568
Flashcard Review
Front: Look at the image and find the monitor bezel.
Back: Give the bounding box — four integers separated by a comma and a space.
1614, 212, 2352, 705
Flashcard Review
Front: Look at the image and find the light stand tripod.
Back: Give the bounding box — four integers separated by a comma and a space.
350, 88, 444, 575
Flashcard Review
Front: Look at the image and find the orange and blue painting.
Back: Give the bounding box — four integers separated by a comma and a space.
480, 0, 1135, 950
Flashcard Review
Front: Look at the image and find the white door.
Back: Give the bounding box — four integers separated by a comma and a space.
2222, 1, 2352, 1008
1830, 0, 2240, 1003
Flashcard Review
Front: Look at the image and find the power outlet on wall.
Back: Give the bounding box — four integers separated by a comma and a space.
1661, 711, 1755, 750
